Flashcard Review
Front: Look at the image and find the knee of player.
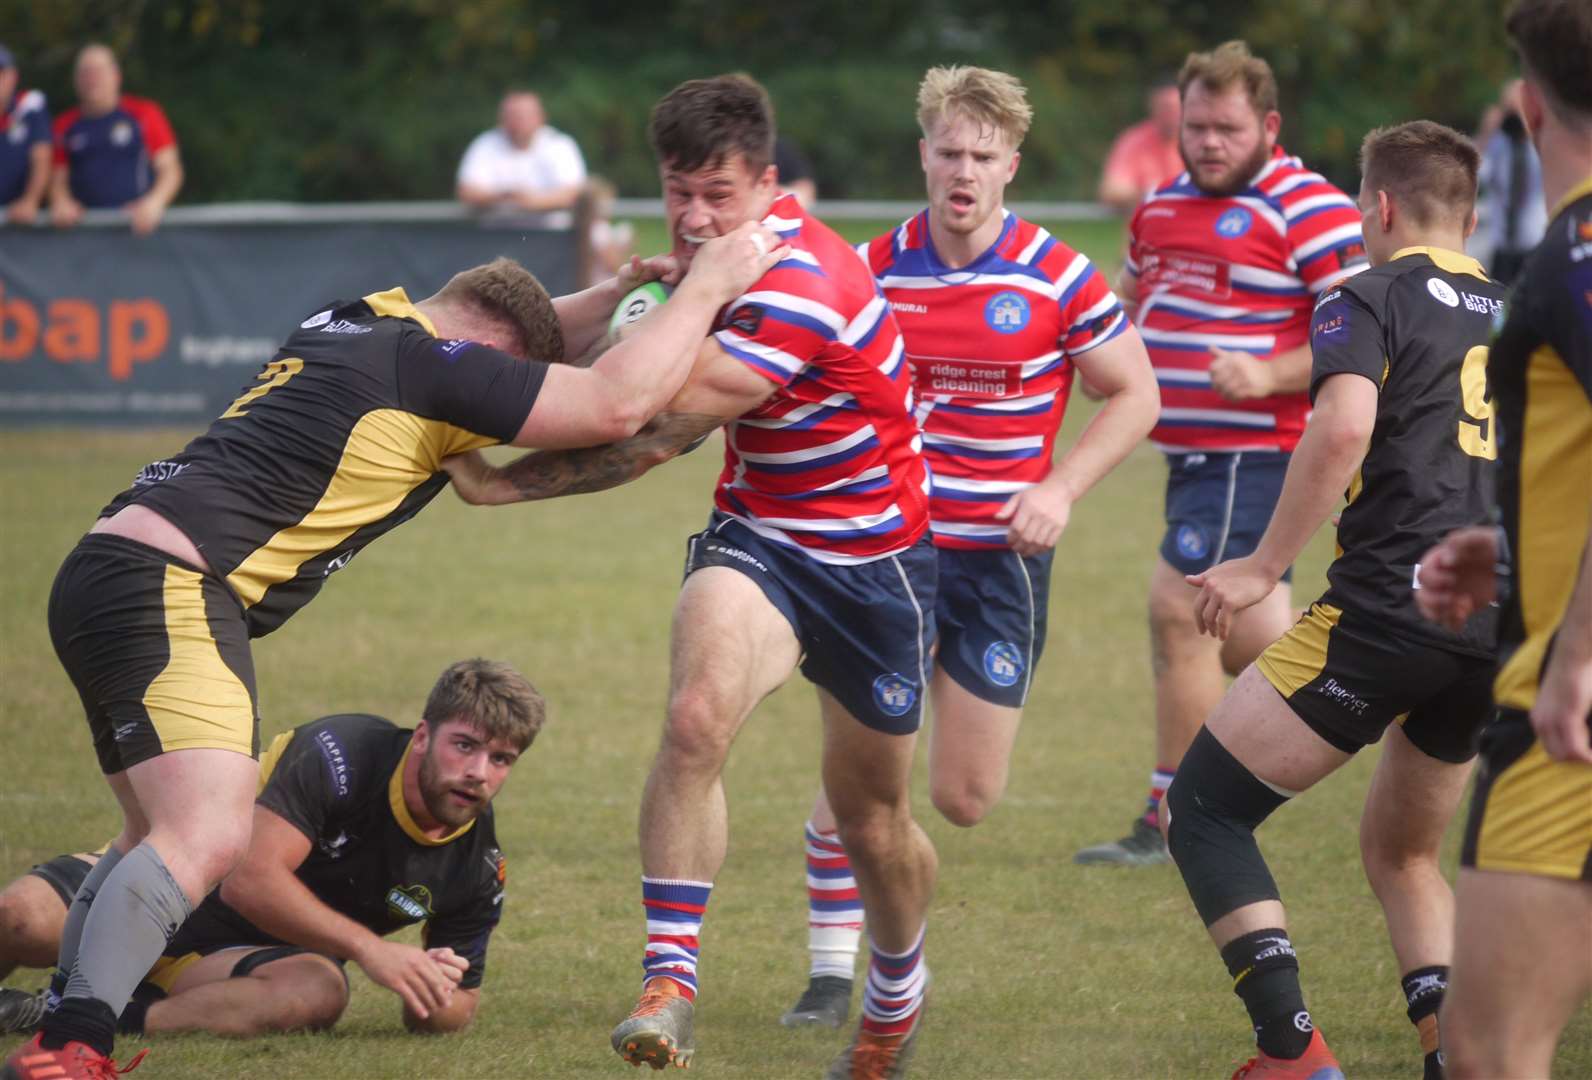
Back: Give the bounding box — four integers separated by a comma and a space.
1148, 588, 1205, 649
930, 779, 997, 829
271, 961, 349, 1032
1357, 820, 1439, 884
661, 689, 738, 764
0, 885, 61, 962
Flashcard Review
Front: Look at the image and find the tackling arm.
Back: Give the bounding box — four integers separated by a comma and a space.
445, 337, 775, 505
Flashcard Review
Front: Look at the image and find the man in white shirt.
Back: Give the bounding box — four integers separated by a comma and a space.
456, 91, 587, 229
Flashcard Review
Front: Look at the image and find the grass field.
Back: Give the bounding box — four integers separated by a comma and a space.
1, 215, 1588, 1078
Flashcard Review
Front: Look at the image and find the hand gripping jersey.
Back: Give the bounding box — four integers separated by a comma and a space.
101, 289, 547, 636
1489, 180, 1592, 712
172, 714, 507, 989
863, 209, 1128, 549
710, 192, 930, 565
1127, 147, 1369, 453
1308, 247, 1506, 654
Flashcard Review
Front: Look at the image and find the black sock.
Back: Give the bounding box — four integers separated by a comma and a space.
116, 998, 150, 1038
1402, 965, 1448, 1080
1221, 928, 1313, 1060
39, 997, 117, 1057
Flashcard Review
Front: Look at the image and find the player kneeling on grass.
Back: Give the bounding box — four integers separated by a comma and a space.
0, 659, 539, 1043
1167, 121, 1505, 1079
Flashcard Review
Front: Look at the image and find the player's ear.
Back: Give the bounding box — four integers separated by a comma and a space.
412, 720, 432, 753
1377, 189, 1393, 235
919, 138, 929, 175
1007, 148, 1021, 182
1262, 109, 1281, 146
1463, 207, 1478, 241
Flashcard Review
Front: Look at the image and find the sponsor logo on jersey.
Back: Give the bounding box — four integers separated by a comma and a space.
110, 121, 133, 147
1138, 247, 1233, 298
725, 304, 765, 335
700, 539, 768, 574
438, 339, 473, 358
385, 884, 435, 921
1426, 278, 1460, 308
6, 123, 25, 145
132, 459, 190, 486
323, 549, 355, 576
1175, 523, 1209, 560
983, 641, 1024, 687
912, 356, 1022, 400
985, 291, 1030, 334
314, 730, 352, 797
1312, 311, 1346, 337
1460, 292, 1503, 317
300, 309, 333, 329
487, 848, 507, 885
872, 673, 918, 718
890, 301, 929, 315
1215, 207, 1253, 238
320, 319, 373, 335
1315, 676, 1370, 716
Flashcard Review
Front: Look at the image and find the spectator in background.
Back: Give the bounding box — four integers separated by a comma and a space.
1474, 78, 1546, 283
0, 44, 52, 225
457, 90, 588, 227
773, 135, 817, 207
1098, 80, 1184, 212
50, 43, 182, 235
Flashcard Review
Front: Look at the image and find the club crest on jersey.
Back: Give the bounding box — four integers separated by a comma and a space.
1175, 524, 1209, 560
386, 884, 435, 921
983, 641, 1024, 687
300, 309, 333, 329
872, 673, 918, 718
1426, 278, 1460, 308
1215, 208, 1253, 238
985, 291, 1030, 334
725, 304, 765, 335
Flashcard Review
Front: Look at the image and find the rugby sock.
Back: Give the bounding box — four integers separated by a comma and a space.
1401, 965, 1449, 1080
1142, 766, 1176, 828
859, 926, 927, 1037
1220, 928, 1313, 1060
46, 847, 126, 1008
641, 877, 711, 1001
116, 997, 150, 1037
803, 821, 862, 980
42, 843, 191, 1055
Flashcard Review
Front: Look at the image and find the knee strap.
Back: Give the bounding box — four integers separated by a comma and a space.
1166, 727, 1291, 927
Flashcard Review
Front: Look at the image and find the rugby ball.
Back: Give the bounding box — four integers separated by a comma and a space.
608, 281, 673, 335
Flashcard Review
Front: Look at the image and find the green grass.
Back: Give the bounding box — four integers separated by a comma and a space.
4, 419, 1587, 1080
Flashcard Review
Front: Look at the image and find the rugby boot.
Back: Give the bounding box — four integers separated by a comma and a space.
1231, 1029, 1344, 1080
824, 1003, 925, 1080
1, 1034, 146, 1080
0, 989, 46, 1035
1073, 815, 1171, 866
611, 978, 695, 1070
780, 975, 852, 1029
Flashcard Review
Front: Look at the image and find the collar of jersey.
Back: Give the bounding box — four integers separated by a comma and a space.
916, 207, 1015, 281
1391, 246, 1488, 281
1551, 176, 1592, 220
362, 287, 439, 337
388, 741, 476, 846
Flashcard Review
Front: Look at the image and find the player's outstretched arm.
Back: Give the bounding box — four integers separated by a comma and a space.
444, 338, 775, 505
1190, 371, 1377, 638
997, 324, 1158, 556
514, 223, 785, 450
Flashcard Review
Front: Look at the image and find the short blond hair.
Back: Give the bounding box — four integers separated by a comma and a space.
1179, 40, 1279, 116
422, 659, 546, 751
916, 66, 1032, 148
433, 257, 563, 363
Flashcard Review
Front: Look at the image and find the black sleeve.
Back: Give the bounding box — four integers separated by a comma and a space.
422, 848, 505, 990
1542, 233, 1592, 400
397, 331, 550, 443
254, 722, 360, 842
1308, 283, 1387, 402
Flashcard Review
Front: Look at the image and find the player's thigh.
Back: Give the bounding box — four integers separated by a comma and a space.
1360, 722, 1473, 861
1204, 666, 1352, 795
819, 689, 918, 818
1448, 868, 1592, 1050
669, 566, 801, 723
1221, 581, 1294, 674
927, 667, 1021, 797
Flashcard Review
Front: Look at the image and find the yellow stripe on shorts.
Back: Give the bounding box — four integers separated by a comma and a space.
1475, 740, 1592, 880
1256, 602, 1341, 699
141, 564, 254, 757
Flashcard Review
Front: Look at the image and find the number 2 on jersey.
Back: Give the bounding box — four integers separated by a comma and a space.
221, 357, 304, 419
1457, 346, 1496, 460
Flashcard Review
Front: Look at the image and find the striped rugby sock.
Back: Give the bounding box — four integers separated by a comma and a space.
1143, 766, 1175, 827
641, 877, 712, 1001
860, 926, 927, 1037
804, 821, 862, 979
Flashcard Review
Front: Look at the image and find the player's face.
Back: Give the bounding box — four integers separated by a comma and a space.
416, 719, 522, 829
1179, 82, 1278, 197
660, 152, 779, 269
920, 112, 1019, 240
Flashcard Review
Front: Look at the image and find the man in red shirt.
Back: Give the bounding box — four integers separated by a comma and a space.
1098, 81, 1184, 213
50, 44, 182, 235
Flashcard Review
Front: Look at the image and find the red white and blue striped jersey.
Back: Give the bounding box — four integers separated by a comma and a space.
1126, 147, 1368, 453
710, 193, 930, 565
862, 210, 1128, 550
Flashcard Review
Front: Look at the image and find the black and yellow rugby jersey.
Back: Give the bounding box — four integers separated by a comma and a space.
172, 713, 507, 989
1307, 247, 1507, 655
102, 289, 546, 636
1490, 180, 1592, 712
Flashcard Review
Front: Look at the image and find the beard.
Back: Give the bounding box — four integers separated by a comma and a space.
418, 745, 484, 828
1182, 139, 1272, 198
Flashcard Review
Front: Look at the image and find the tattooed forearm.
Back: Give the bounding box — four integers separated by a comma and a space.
498, 411, 724, 501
